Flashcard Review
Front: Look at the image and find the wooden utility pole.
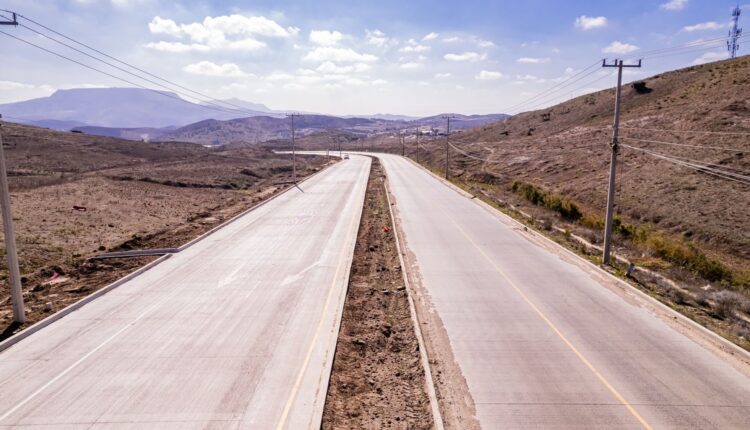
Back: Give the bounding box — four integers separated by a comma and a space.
0, 15, 25, 324
0, 115, 25, 323
287, 113, 297, 183
415, 128, 420, 163
601, 59, 641, 265
442, 116, 453, 179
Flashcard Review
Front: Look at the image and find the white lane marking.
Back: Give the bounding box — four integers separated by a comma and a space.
216, 265, 245, 290
281, 261, 321, 287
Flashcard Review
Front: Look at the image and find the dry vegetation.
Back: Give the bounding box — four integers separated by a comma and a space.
347, 57, 750, 350
0, 121, 328, 339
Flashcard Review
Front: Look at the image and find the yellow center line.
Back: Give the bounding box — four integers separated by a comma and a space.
446, 214, 654, 430
275, 159, 367, 430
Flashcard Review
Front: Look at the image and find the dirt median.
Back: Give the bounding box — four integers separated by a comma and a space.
322, 158, 434, 429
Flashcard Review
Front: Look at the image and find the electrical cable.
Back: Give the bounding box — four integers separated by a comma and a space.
619, 136, 748, 153
620, 143, 750, 185
0, 11, 260, 115
620, 126, 750, 136
0, 30, 260, 119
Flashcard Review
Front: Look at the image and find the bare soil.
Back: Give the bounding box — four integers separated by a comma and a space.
0, 121, 329, 339
322, 159, 433, 430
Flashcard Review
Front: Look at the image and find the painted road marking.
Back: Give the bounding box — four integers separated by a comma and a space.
275, 159, 367, 430
447, 214, 654, 430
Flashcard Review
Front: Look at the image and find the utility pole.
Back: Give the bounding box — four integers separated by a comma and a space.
0, 115, 25, 324
287, 113, 297, 183
400, 133, 405, 156
442, 115, 453, 179
601, 59, 641, 265
0, 15, 25, 324
415, 127, 420, 164
728, 4, 743, 59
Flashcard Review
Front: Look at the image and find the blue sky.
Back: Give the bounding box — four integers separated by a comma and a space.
0, 0, 745, 116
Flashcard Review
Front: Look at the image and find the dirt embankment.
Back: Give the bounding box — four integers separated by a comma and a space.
322, 159, 433, 429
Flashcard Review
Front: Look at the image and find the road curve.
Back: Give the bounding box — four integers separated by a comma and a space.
0, 156, 371, 429
376, 153, 750, 429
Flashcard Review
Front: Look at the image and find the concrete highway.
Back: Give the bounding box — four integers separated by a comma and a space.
0, 156, 370, 429
376, 153, 750, 429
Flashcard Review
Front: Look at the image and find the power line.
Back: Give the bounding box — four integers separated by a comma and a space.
620, 125, 750, 136
0, 30, 258, 119
0, 13, 263, 118
621, 143, 750, 185
619, 142, 750, 175
517, 69, 618, 113
503, 61, 602, 114
619, 136, 748, 153
625, 34, 744, 60
0, 10, 258, 115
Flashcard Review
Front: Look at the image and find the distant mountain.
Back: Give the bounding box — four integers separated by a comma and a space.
0, 88, 268, 128
160, 114, 402, 145
22, 119, 90, 130
159, 112, 511, 146
202, 98, 279, 116
72, 126, 172, 142
415, 113, 510, 130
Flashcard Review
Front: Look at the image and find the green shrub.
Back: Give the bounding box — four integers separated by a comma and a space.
511, 181, 582, 221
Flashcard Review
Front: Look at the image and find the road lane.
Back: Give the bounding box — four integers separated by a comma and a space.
376, 153, 750, 429
0, 156, 371, 429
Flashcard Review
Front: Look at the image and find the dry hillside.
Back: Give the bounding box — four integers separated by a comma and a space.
398, 57, 749, 266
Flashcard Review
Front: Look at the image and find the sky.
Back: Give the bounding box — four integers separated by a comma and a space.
0, 0, 745, 116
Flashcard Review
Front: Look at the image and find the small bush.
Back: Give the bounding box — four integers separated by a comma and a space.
714, 291, 741, 319
511, 181, 582, 221
580, 214, 605, 230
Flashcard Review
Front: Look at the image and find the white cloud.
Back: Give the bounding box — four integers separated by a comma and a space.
309, 30, 344, 46
399, 44, 430, 53
660, 0, 688, 10
517, 57, 550, 64
435, 73, 452, 78
516, 74, 546, 83
455, 85, 465, 90
442, 36, 459, 43
148, 16, 182, 36
183, 61, 250, 77
477, 39, 495, 48
602, 41, 639, 54
422, 32, 439, 41
266, 73, 295, 81
574, 16, 608, 30
144, 41, 211, 52
303, 47, 378, 63
146, 14, 294, 53
476, 70, 503, 80
316, 61, 371, 74
372, 79, 388, 86
444, 52, 486, 62
692, 51, 728, 65
683, 21, 727, 32
0, 81, 35, 91
366, 29, 395, 48
400, 62, 421, 69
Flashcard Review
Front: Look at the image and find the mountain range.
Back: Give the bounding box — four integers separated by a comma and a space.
0, 87, 508, 145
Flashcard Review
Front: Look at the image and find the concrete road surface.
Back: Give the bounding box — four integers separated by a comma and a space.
376, 153, 750, 429
0, 156, 370, 429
